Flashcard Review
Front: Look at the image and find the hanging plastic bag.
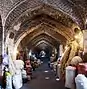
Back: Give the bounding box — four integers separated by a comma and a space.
13, 71, 22, 89
13, 60, 24, 70
2, 53, 9, 65
75, 74, 87, 89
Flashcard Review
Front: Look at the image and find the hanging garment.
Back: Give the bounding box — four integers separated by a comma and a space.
13, 70, 22, 89
57, 64, 61, 79
3, 53, 9, 65
12, 60, 24, 89
5, 72, 12, 89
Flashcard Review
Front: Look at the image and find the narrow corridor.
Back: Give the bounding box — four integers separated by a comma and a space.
1, 1, 87, 89
21, 62, 65, 89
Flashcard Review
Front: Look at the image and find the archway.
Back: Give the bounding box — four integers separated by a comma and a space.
3, 3, 81, 77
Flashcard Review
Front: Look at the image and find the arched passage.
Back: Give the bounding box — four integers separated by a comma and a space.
1, 1, 86, 88
3, 3, 82, 78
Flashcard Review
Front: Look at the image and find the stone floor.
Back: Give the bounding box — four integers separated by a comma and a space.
21, 62, 66, 89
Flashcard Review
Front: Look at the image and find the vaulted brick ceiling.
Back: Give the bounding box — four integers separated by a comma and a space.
1, 0, 87, 29
1, 0, 87, 51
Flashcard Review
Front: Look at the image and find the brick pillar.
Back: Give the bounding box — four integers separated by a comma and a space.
0, 16, 2, 56
83, 30, 87, 53
0, 16, 2, 76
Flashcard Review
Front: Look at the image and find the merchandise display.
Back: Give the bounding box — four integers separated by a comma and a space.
75, 74, 87, 89
65, 66, 76, 89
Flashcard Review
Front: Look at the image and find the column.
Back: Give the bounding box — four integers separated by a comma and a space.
83, 30, 87, 53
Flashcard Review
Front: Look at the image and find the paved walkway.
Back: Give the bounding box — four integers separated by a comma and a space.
21, 62, 65, 89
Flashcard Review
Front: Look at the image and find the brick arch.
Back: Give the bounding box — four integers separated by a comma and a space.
14, 22, 70, 51
4, 3, 80, 41
4, 0, 84, 32
19, 33, 60, 50
4, 3, 79, 60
